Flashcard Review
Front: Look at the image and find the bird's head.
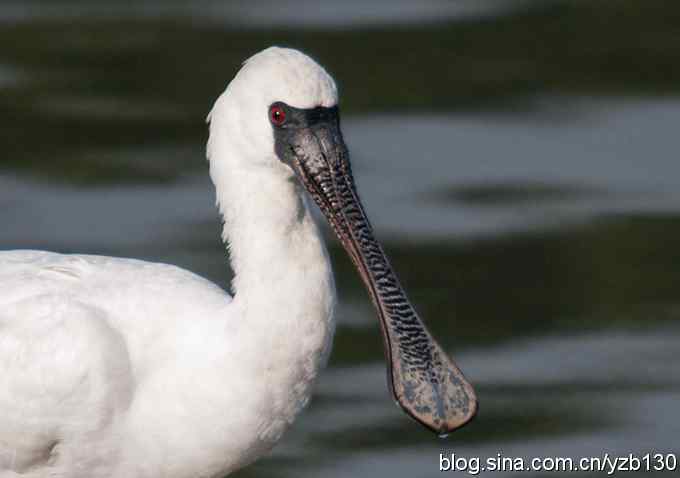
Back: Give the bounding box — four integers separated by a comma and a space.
208, 46, 477, 435
207, 47, 338, 171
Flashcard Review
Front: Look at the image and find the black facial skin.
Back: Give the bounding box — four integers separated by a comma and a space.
271, 101, 342, 169
269, 101, 478, 435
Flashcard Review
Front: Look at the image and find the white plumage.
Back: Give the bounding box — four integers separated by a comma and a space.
0, 45, 479, 478
0, 47, 338, 477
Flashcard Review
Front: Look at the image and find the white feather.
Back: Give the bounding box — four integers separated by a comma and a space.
0, 47, 338, 478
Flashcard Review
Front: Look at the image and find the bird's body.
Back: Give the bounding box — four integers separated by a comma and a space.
0, 47, 476, 478
0, 182, 334, 477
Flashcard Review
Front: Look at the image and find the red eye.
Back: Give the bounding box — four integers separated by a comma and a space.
269, 105, 286, 126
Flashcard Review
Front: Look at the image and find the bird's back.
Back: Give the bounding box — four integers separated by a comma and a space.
0, 250, 235, 477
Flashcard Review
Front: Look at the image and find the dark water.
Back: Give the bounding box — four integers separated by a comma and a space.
1, 1, 679, 477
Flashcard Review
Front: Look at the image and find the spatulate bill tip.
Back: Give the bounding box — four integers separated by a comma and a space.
389, 346, 478, 436
395, 381, 478, 436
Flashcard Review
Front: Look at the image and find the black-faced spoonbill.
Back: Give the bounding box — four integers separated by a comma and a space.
0, 47, 477, 478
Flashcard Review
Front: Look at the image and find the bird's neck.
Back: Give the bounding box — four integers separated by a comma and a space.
215, 164, 335, 311
210, 160, 336, 443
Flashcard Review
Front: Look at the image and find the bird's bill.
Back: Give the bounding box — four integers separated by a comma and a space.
276, 106, 478, 435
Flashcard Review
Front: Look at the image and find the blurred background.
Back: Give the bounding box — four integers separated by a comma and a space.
1, 0, 679, 476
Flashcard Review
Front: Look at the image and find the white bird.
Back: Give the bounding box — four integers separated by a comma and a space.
0, 47, 477, 478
